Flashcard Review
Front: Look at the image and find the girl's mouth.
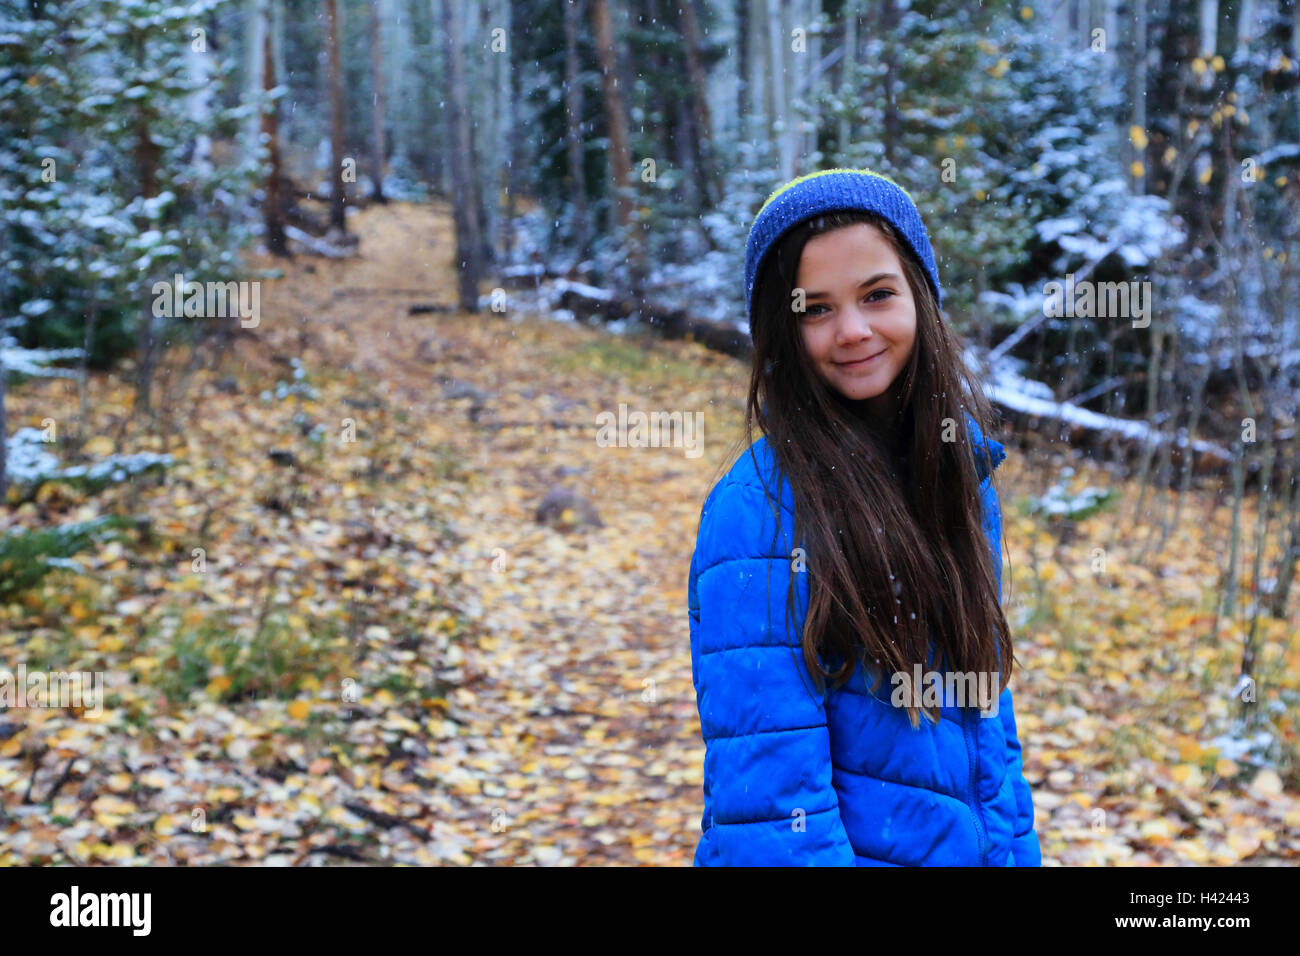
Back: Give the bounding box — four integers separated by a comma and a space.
836, 348, 886, 369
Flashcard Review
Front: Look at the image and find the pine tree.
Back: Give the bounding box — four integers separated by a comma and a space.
0, 0, 260, 384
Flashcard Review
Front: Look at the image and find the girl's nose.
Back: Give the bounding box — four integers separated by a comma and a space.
835, 303, 875, 344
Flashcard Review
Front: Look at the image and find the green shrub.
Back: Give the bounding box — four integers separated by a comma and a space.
152, 608, 352, 705
0, 515, 134, 600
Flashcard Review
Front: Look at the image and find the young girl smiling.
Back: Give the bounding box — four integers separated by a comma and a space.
687, 168, 1041, 866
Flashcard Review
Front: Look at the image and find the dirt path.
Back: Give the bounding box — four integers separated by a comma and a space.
249, 200, 740, 864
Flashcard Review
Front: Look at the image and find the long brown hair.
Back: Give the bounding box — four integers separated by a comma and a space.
710, 208, 1015, 728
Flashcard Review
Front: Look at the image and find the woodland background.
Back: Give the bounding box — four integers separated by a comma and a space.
0, 0, 1297, 864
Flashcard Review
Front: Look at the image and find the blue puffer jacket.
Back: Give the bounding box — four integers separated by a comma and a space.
688, 414, 1041, 866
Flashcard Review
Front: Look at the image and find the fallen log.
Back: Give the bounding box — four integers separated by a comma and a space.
987, 380, 1240, 480
552, 280, 753, 360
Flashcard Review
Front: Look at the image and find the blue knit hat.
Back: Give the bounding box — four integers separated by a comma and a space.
744, 168, 943, 339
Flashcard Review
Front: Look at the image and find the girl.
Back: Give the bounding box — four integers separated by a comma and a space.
687, 168, 1041, 866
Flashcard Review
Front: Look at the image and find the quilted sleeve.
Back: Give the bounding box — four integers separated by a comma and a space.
999, 685, 1042, 866
688, 478, 856, 866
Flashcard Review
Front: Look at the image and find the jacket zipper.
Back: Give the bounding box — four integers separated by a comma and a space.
962, 707, 988, 865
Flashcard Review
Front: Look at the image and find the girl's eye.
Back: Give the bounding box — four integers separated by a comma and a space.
801, 290, 894, 317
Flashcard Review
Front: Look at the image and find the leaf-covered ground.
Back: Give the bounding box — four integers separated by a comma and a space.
1, 201, 1297, 865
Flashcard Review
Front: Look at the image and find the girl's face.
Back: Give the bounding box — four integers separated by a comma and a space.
793, 222, 917, 418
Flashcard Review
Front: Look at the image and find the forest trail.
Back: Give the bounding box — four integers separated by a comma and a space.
243, 199, 736, 864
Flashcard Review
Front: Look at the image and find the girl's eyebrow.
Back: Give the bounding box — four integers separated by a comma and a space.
804, 272, 899, 298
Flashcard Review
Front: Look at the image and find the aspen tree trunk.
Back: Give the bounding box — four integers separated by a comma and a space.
473, 0, 499, 259
839, 0, 858, 156
133, 24, 162, 414
766, 0, 793, 180
468, 0, 494, 275
243, 0, 266, 147
736, 0, 748, 137
369, 0, 387, 203
806, 0, 820, 164
388, 0, 410, 172
441, 0, 484, 310
749, 0, 766, 147
427, 0, 448, 192
186, 5, 213, 167
325, 0, 347, 233
501, 0, 518, 265
272, 0, 288, 141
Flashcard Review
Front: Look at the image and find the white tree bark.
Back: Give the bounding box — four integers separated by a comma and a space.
839, 0, 858, 156
748, 0, 766, 145
766, 0, 793, 180
186, 7, 213, 167
243, 0, 266, 149
806, 0, 820, 165
1199, 0, 1218, 54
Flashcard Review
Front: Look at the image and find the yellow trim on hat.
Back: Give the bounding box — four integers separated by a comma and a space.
755, 167, 916, 218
